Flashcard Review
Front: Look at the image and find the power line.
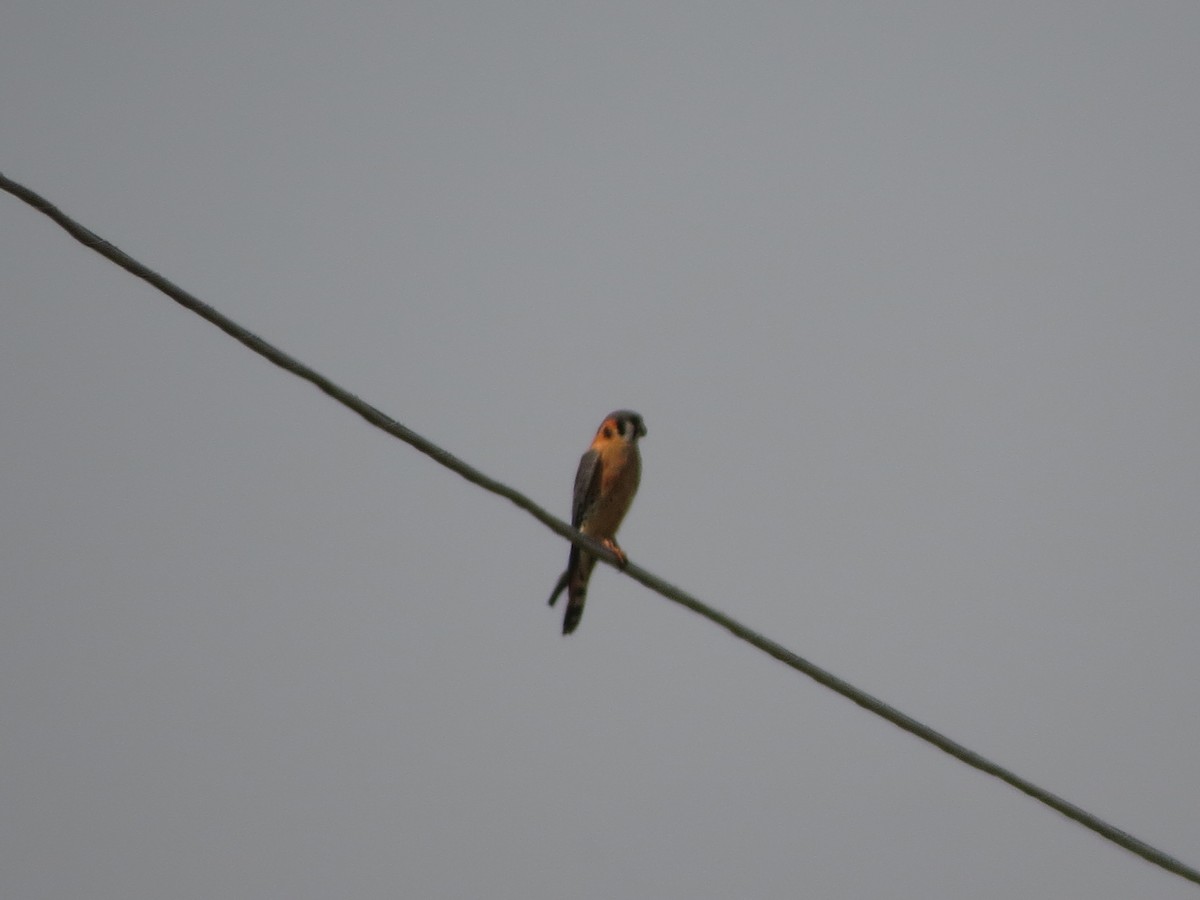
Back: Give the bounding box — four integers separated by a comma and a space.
3, 170, 1196, 888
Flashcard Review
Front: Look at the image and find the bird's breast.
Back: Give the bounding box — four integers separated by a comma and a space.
582, 445, 641, 539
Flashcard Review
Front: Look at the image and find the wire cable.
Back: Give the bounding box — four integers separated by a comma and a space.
3, 170, 1196, 888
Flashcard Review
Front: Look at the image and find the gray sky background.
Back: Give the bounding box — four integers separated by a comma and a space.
2, 3, 1198, 898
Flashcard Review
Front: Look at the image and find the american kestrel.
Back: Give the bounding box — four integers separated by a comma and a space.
547, 409, 647, 634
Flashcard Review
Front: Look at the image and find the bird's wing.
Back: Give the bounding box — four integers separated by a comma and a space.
571, 448, 603, 528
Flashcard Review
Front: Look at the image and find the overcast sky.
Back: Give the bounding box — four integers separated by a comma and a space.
2, 3, 1198, 898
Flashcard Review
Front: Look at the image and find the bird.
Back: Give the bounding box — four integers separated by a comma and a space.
547, 409, 647, 634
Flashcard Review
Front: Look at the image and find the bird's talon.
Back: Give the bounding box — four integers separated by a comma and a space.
602, 539, 628, 568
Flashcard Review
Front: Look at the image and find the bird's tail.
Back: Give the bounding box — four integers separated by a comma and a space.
548, 546, 595, 634
560, 548, 595, 635
562, 586, 587, 635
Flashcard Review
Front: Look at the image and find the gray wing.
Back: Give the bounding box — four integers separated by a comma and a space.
549, 449, 604, 632
571, 448, 603, 528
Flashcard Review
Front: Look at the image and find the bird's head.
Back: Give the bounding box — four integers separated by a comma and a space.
598, 410, 647, 444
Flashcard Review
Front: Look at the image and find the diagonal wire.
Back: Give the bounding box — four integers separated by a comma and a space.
3, 170, 1197, 888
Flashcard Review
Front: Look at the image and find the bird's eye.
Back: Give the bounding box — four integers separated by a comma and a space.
603, 426, 613, 439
